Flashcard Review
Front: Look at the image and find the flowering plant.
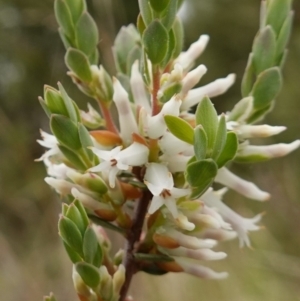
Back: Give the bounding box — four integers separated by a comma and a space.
39, 0, 299, 300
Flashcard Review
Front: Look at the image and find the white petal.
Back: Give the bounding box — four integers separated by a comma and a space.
164, 195, 179, 218
90, 146, 120, 161
171, 187, 190, 199
236, 124, 286, 139
113, 78, 138, 145
130, 61, 151, 113
117, 142, 149, 167
176, 35, 210, 70
89, 161, 111, 173
159, 131, 193, 156
108, 166, 119, 188
174, 257, 228, 279
180, 64, 207, 97
215, 167, 270, 201
182, 74, 236, 110
148, 196, 164, 214
160, 154, 191, 173
144, 163, 173, 189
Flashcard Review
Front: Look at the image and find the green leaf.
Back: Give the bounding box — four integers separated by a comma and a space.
59, 145, 86, 170
44, 86, 68, 116
65, 48, 92, 82
126, 45, 142, 76
113, 25, 140, 74
228, 97, 253, 122
159, 83, 182, 103
195, 97, 218, 155
172, 17, 184, 59
74, 199, 89, 229
38, 97, 51, 118
59, 216, 83, 256
54, 0, 74, 39
266, 0, 291, 36
138, 0, 153, 25
193, 125, 207, 161
78, 123, 94, 161
75, 12, 99, 56
164, 115, 194, 144
66, 203, 86, 236
186, 159, 218, 199
63, 241, 82, 263
216, 132, 238, 168
241, 53, 255, 97
51, 115, 81, 150
83, 227, 103, 267
252, 26, 276, 74
65, 0, 85, 23
251, 67, 282, 110
58, 28, 73, 49
75, 262, 100, 288
143, 20, 169, 65
150, 0, 170, 12
161, 28, 176, 68
88, 215, 126, 235
275, 11, 294, 63
246, 102, 274, 124
58, 83, 78, 122
212, 114, 227, 160
161, 0, 178, 30
88, 48, 100, 65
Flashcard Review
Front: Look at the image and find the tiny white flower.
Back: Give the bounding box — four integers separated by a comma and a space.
176, 35, 210, 70
113, 78, 138, 145
146, 96, 182, 139
89, 142, 149, 188
215, 167, 270, 201
181, 73, 236, 111
238, 140, 300, 159
144, 163, 190, 217
36, 130, 61, 161
201, 188, 263, 247
174, 257, 228, 279
45, 159, 73, 179
130, 61, 151, 113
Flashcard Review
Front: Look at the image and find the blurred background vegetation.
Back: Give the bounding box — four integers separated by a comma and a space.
0, 0, 300, 300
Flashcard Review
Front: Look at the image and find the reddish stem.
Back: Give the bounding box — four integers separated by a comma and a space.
98, 100, 119, 134
151, 66, 161, 116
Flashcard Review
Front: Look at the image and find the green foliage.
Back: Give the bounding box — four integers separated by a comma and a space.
193, 125, 207, 161
216, 132, 238, 168
143, 20, 169, 64
83, 227, 103, 267
164, 115, 194, 144
75, 262, 101, 288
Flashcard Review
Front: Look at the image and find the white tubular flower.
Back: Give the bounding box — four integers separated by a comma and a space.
174, 257, 228, 279
144, 163, 190, 218
45, 160, 73, 179
176, 35, 210, 70
89, 142, 149, 188
237, 140, 300, 159
113, 78, 138, 145
146, 96, 182, 139
231, 124, 286, 139
36, 130, 60, 161
160, 227, 217, 249
159, 131, 193, 156
45, 177, 76, 196
159, 153, 191, 173
215, 167, 270, 201
201, 189, 263, 247
179, 64, 207, 98
159, 246, 227, 261
176, 213, 195, 231
181, 73, 236, 111
130, 61, 151, 113
202, 228, 237, 242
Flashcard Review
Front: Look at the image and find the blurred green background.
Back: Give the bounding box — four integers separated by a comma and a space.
0, 0, 300, 300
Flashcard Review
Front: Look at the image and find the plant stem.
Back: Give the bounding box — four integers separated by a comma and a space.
151, 65, 161, 116
119, 189, 152, 301
98, 99, 119, 134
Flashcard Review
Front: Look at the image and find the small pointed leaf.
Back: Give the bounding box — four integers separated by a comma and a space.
75, 262, 100, 288
55, 0, 74, 39
58, 83, 78, 122
65, 48, 92, 82
83, 227, 103, 267
241, 53, 255, 97
59, 145, 86, 170
164, 115, 194, 144
193, 125, 207, 160
212, 114, 227, 160
216, 132, 238, 168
